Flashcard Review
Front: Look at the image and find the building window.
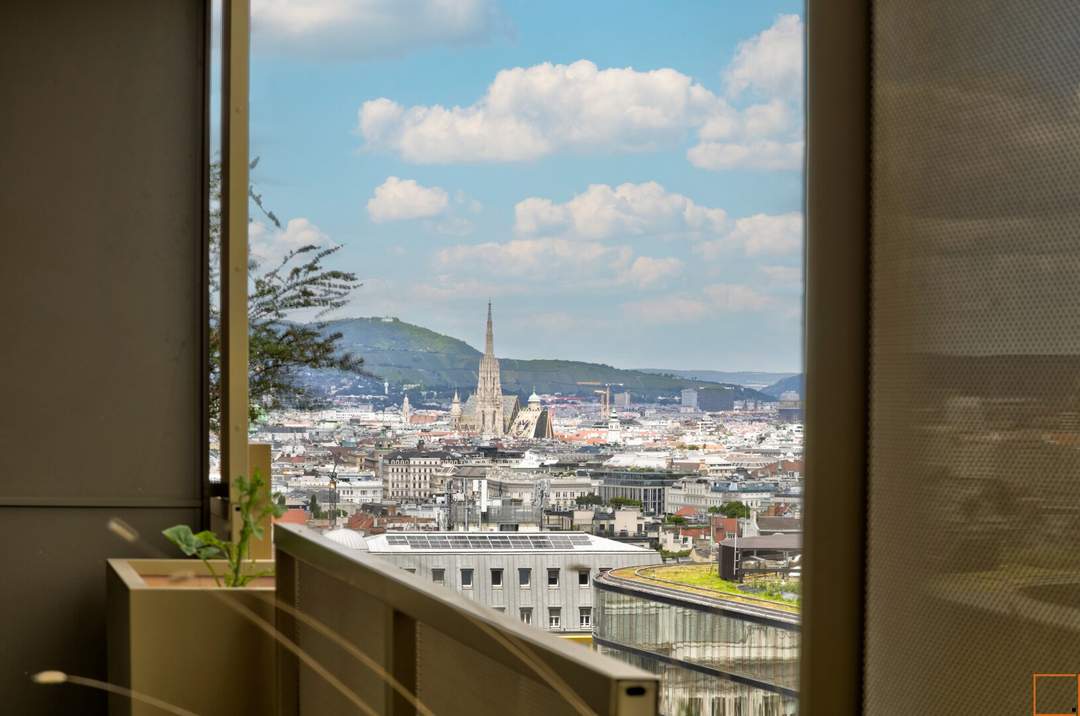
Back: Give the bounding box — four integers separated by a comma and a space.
579, 607, 591, 628
548, 607, 561, 630
461, 568, 473, 589
520, 607, 532, 625
491, 568, 503, 588
494, 606, 505, 613
547, 568, 560, 587
405, 568, 416, 574
519, 567, 531, 587
578, 569, 589, 586
432, 568, 445, 584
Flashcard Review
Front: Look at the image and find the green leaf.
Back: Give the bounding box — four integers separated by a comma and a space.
193, 530, 227, 559
162, 525, 200, 557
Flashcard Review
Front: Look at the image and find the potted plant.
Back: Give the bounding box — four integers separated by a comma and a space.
106, 471, 284, 716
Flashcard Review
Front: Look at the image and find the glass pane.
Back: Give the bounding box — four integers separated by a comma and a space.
247, 2, 805, 712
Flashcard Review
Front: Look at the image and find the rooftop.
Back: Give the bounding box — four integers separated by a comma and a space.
605, 563, 800, 616
359, 530, 656, 554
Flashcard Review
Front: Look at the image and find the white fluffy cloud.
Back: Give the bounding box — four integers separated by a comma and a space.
249, 217, 330, 266
367, 176, 449, 223
620, 256, 684, 288
514, 182, 727, 240
359, 60, 723, 163
357, 16, 804, 172
625, 283, 773, 323
697, 212, 804, 258
687, 139, 803, 171
686, 15, 805, 170
436, 238, 629, 279
728, 213, 804, 255
724, 14, 804, 99
251, 0, 502, 59
435, 237, 680, 288
513, 181, 801, 259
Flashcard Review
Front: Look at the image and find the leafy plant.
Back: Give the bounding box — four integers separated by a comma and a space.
208, 160, 366, 430
163, 470, 284, 587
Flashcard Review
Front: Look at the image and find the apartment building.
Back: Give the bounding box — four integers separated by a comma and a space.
380, 450, 461, 501
339, 531, 659, 635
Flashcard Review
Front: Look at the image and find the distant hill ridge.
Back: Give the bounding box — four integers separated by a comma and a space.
636, 368, 798, 389
306, 317, 775, 403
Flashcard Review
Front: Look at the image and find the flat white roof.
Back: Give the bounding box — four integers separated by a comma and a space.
363, 531, 652, 554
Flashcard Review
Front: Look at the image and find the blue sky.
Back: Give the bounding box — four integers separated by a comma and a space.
240, 0, 805, 372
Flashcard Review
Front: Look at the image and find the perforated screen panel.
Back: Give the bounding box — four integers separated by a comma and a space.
867, 2, 1080, 714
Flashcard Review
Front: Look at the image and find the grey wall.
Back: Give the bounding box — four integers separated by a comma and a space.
0, 1, 208, 712
374, 550, 659, 633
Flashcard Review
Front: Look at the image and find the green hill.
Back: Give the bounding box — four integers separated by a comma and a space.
761, 373, 803, 398
311, 317, 773, 403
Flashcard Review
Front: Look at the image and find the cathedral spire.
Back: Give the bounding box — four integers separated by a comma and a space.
475, 301, 504, 437
485, 300, 494, 356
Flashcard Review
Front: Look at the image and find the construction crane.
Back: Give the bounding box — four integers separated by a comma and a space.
577, 381, 624, 421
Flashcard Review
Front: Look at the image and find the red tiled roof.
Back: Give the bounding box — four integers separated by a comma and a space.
275, 508, 309, 525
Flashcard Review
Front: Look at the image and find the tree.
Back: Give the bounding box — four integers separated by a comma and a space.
719, 501, 751, 518
209, 160, 365, 430
307, 494, 324, 519
609, 496, 642, 509
274, 492, 286, 508
664, 514, 687, 525
575, 493, 604, 506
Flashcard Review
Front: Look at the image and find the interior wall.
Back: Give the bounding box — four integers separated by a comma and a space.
0, 1, 208, 711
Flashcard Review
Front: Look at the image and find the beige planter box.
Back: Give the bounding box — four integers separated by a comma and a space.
106, 559, 276, 716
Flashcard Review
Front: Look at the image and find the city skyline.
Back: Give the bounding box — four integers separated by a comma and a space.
242, 1, 805, 372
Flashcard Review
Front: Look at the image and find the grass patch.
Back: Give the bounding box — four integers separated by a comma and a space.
628, 564, 801, 611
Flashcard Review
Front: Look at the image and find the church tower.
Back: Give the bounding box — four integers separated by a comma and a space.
401, 394, 411, 424
475, 302, 504, 437
449, 391, 462, 429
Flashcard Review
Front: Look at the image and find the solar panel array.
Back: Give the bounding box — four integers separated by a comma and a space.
383, 534, 594, 550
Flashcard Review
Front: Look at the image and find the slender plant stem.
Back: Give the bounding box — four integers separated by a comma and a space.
47, 674, 200, 716
200, 557, 223, 587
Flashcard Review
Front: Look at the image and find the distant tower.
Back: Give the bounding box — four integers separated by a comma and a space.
449, 391, 462, 429
475, 302, 504, 437
401, 394, 411, 424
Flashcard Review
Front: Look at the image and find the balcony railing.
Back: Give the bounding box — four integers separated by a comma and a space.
449, 504, 543, 526
274, 524, 659, 715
